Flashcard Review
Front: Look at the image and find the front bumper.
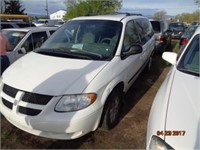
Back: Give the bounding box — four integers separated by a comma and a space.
0, 84, 103, 139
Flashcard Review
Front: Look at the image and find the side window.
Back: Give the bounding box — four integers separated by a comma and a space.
122, 20, 141, 52
22, 32, 48, 52
1, 24, 14, 29
135, 18, 153, 45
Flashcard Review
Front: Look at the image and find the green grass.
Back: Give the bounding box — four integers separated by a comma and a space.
172, 39, 180, 53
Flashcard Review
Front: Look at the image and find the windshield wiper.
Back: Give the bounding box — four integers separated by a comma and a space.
71, 49, 103, 60
178, 67, 199, 76
34, 48, 94, 60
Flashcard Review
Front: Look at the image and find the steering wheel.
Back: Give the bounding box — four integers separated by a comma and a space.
101, 38, 112, 44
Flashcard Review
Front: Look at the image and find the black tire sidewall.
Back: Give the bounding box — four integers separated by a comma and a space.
101, 89, 122, 129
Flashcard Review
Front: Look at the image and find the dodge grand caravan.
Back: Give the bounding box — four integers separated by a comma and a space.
0, 14, 155, 139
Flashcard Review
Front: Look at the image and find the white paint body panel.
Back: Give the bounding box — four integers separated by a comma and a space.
147, 27, 200, 149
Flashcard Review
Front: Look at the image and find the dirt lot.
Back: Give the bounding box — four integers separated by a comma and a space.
1, 40, 179, 149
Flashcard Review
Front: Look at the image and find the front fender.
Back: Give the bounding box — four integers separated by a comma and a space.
146, 67, 176, 147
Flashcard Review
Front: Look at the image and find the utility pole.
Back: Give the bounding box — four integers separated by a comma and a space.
1, 0, 4, 14
45, 0, 49, 19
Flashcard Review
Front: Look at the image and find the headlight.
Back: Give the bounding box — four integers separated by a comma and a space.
149, 135, 174, 150
55, 93, 97, 112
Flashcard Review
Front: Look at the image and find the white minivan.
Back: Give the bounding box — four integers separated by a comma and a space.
0, 14, 155, 139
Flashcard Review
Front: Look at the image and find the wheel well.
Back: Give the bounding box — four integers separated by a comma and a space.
99, 82, 124, 128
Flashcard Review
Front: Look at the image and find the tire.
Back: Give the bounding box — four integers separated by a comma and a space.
101, 88, 122, 130
144, 55, 152, 72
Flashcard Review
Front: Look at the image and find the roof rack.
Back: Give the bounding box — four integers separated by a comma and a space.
115, 12, 143, 16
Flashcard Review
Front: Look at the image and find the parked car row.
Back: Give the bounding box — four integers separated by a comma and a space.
149, 19, 172, 53
0, 13, 199, 149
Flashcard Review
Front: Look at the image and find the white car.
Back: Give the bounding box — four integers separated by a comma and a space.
146, 27, 200, 149
0, 14, 155, 140
2, 27, 57, 64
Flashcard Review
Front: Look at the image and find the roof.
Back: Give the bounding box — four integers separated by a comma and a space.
2, 26, 58, 32
71, 14, 145, 22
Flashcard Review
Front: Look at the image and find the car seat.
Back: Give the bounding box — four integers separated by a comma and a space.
82, 32, 95, 43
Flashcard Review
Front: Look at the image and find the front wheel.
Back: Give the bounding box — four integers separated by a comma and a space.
101, 89, 122, 130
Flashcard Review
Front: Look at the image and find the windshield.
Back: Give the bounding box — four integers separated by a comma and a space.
2, 30, 27, 51
170, 22, 184, 30
177, 34, 199, 76
38, 20, 122, 60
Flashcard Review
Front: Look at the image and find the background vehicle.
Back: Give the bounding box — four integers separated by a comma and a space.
179, 25, 199, 48
169, 22, 185, 39
1, 21, 35, 29
2, 27, 57, 63
191, 21, 200, 25
0, 14, 35, 29
54, 20, 65, 27
150, 19, 172, 53
146, 26, 200, 149
33, 19, 62, 27
0, 14, 155, 140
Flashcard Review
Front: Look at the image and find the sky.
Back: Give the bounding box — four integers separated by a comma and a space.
21, 0, 199, 16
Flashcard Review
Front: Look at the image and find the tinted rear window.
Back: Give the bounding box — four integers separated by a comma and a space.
16, 23, 35, 27
150, 21, 161, 33
1, 24, 14, 29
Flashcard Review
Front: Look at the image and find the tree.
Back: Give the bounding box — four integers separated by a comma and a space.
171, 10, 200, 23
153, 10, 167, 20
64, 0, 122, 20
195, 0, 200, 7
4, 0, 25, 14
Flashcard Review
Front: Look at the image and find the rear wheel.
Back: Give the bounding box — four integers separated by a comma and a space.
101, 88, 122, 130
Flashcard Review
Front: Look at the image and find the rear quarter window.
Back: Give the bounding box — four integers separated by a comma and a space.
135, 18, 154, 44
150, 21, 161, 33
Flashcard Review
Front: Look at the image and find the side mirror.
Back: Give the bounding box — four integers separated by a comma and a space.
121, 44, 143, 59
18, 47, 26, 54
129, 44, 143, 55
162, 52, 177, 65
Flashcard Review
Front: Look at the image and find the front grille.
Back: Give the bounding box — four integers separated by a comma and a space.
19, 106, 42, 116
2, 98, 13, 110
1, 84, 53, 116
3, 84, 18, 98
22, 92, 53, 105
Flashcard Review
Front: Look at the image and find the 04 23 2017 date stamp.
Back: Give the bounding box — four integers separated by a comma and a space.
156, 130, 186, 136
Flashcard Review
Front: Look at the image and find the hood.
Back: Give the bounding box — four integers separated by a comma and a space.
3, 52, 108, 95
165, 70, 200, 149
